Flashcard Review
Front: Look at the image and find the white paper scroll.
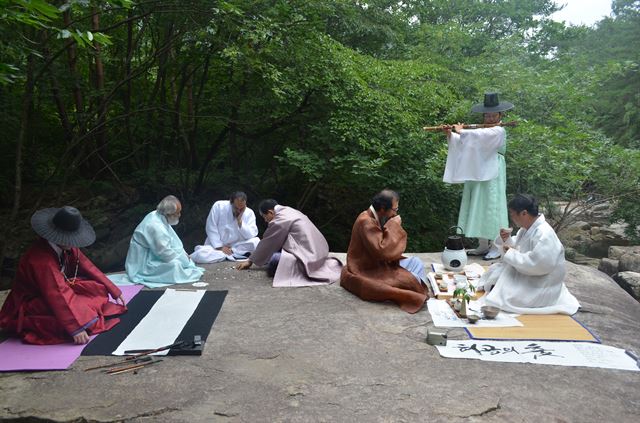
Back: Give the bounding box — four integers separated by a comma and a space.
112, 289, 206, 356
436, 340, 640, 372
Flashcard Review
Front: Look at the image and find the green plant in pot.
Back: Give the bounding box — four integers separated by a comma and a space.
453, 284, 476, 318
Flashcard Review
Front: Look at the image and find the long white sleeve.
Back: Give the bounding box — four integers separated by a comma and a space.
238, 209, 259, 240
205, 203, 223, 248
502, 230, 563, 277
443, 127, 505, 183
458, 126, 505, 152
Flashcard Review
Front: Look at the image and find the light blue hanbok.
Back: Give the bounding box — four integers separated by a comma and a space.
111, 211, 204, 288
457, 142, 508, 239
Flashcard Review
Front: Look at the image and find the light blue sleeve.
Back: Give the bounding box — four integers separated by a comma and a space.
145, 223, 181, 263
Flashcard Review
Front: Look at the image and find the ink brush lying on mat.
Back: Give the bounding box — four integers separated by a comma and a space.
124, 335, 204, 358
123, 340, 188, 359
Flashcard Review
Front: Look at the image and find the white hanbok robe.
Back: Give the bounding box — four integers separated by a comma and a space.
116, 211, 204, 288
190, 200, 260, 263
443, 127, 509, 240
478, 214, 580, 315
443, 127, 505, 183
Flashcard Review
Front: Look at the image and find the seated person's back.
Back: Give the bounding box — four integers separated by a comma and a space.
235, 199, 342, 287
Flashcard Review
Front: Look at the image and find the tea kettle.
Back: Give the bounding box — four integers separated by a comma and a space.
441, 226, 467, 271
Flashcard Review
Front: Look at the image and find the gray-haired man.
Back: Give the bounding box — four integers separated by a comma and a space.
117, 195, 204, 288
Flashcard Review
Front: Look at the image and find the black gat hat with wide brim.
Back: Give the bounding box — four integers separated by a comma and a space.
471, 92, 514, 113
31, 206, 96, 248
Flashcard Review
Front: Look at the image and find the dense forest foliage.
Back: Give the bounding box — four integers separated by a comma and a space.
0, 0, 639, 267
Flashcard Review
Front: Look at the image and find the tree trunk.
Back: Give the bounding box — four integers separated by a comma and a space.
194, 127, 229, 195
63, 10, 85, 126
124, 10, 136, 165
186, 70, 197, 169
56, 10, 87, 195
229, 106, 239, 173
188, 54, 210, 170
0, 54, 36, 278
92, 7, 109, 166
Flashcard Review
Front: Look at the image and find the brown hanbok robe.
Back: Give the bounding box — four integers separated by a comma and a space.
250, 206, 342, 287
340, 209, 427, 313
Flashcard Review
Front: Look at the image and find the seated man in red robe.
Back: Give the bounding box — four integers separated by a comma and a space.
0, 206, 127, 345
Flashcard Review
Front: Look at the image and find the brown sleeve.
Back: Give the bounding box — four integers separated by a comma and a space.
358, 216, 407, 262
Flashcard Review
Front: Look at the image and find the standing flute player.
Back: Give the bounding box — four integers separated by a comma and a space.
441, 92, 514, 260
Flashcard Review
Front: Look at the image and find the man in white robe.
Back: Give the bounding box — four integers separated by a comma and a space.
478, 194, 580, 315
235, 199, 343, 287
191, 192, 260, 263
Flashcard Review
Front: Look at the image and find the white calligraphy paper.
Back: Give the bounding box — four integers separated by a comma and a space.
113, 289, 206, 356
436, 340, 640, 372
427, 299, 523, 328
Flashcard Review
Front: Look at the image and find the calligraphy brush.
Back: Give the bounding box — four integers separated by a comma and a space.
124, 340, 187, 360
84, 356, 153, 372
107, 359, 163, 375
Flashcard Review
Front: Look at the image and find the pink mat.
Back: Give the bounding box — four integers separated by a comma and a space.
0, 285, 143, 372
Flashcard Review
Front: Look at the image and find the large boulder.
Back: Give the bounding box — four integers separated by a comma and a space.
571, 252, 601, 268
567, 220, 591, 231
609, 245, 640, 260
559, 224, 630, 260
598, 257, 619, 276
584, 226, 631, 257
619, 251, 640, 273
86, 235, 131, 272
613, 271, 640, 301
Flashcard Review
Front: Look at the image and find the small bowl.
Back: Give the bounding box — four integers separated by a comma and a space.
481, 306, 500, 319
467, 314, 480, 324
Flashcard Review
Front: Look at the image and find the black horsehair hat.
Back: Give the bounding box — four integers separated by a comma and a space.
31, 206, 96, 248
471, 92, 514, 113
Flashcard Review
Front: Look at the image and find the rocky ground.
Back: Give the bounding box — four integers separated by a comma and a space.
1, 254, 639, 423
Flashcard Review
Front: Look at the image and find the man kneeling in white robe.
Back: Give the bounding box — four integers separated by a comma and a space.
478, 194, 580, 315
191, 191, 260, 263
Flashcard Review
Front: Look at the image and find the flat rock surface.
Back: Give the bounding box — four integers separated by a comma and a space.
1, 253, 640, 422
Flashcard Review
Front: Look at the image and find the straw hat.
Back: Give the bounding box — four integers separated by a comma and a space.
30, 206, 96, 248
